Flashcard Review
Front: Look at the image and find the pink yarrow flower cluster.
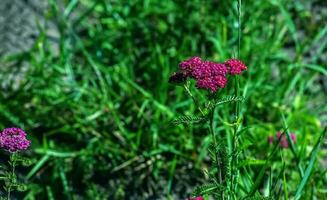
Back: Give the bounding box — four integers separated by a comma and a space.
268, 131, 296, 148
0, 127, 31, 152
169, 57, 247, 92
224, 59, 247, 74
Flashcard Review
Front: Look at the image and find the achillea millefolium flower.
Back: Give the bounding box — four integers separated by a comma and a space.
190, 61, 228, 79
170, 56, 247, 92
179, 56, 203, 75
224, 58, 247, 75
0, 127, 31, 152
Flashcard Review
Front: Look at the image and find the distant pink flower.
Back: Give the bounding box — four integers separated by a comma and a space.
0, 127, 30, 152
268, 131, 296, 148
188, 196, 204, 200
224, 59, 247, 75
267, 135, 274, 145
291, 133, 296, 141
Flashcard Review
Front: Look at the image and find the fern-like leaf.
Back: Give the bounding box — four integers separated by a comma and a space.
192, 183, 224, 197
207, 96, 244, 111
244, 192, 274, 200
171, 115, 207, 125
208, 141, 231, 184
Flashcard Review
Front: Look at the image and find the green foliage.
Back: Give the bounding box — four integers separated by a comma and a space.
208, 141, 231, 185
294, 127, 326, 200
0, 153, 31, 199
0, 0, 326, 199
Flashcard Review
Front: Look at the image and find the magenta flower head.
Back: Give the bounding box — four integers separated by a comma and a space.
188, 196, 204, 200
170, 57, 247, 92
267, 135, 274, 145
224, 59, 247, 75
179, 56, 203, 74
190, 61, 227, 79
0, 127, 31, 152
196, 75, 227, 92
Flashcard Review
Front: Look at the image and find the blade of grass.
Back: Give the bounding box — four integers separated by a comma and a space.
46, 186, 55, 200
167, 156, 177, 195
294, 127, 326, 199
246, 127, 288, 198
270, 0, 299, 55
281, 113, 304, 177
270, 161, 285, 196
290, 63, 327, 76
283, 170, 289, 200
59, 166, 72, 200
34, 149, 80, 157
26, 154, 50, 180
123, 76, 174, 117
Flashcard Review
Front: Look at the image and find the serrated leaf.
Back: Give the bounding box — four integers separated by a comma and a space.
207, 96, 244, 111
170, 115, 207, 125
244, 192, 274, 200
192, 183, 224, 196
208, 141, 231, 184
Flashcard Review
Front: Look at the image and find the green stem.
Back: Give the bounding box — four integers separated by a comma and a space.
184, 84, 205, 116
209, 110, 224, 200
230, 1, 242, 198
236, 0, 242, 109
237, 0, 241, 60
231, 123, 240, 198
8, 153, 17, 200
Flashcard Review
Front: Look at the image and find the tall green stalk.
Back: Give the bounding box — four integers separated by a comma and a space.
7, 153, 17, 200
231, 0, 242, 198
209, 109, 225, 200
184, 83, 205, 116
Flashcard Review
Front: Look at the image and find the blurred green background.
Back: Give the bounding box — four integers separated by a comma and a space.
0, 0, 326, 199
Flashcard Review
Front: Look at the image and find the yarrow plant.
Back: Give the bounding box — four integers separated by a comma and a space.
167, 1, 327, 196
169, 1, 278, 199
0, 127, 31, 200
170, 56, 249, 200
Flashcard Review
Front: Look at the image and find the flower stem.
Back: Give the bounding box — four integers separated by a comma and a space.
184, 84, 205, 116
209, 110, 225, 200
8, 153, 17, 200
237, 0, 241, 60
230, 1, 242, 198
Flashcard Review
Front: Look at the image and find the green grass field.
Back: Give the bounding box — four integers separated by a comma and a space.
0, 0, 326, 199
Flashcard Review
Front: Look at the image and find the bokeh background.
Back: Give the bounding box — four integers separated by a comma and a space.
0, 0, 326, 199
